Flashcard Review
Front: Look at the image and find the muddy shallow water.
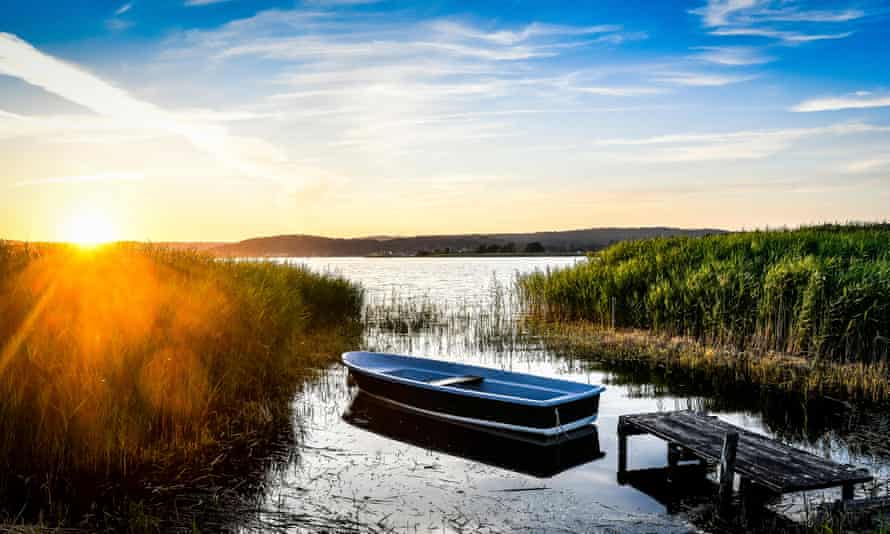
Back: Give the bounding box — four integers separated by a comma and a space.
239, 257, 890, 533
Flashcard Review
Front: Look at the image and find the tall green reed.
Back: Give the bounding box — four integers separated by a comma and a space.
519, 224, 890, 363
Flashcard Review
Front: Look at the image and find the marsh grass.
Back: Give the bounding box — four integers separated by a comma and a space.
363, 290, 447, 333
361, 276, 527, 358
0, 241, 362, 528
517, 225, 890, 401
520, 224, 890, 364
533, 321, 890, 402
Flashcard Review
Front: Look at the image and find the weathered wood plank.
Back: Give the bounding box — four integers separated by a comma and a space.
619, 411, 872, 494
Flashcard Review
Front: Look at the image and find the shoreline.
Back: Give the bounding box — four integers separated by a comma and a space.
219, 252, 588, 259
532, 320, 890, 403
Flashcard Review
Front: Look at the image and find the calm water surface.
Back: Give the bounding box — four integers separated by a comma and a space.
244, 257, 889, 533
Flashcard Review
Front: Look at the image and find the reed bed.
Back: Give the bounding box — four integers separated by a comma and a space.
534, 321, 890, 402
520, 224, 890, 365
0, 241, 362, 527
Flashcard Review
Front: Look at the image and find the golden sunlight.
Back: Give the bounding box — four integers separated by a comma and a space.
60, 210, 119, 246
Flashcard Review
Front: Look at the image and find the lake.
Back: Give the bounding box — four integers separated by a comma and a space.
242, 257, 889, 533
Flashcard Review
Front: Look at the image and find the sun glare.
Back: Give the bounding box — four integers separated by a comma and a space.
61, 210, 119, 246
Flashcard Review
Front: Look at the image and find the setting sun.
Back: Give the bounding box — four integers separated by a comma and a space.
60, 210, 119, 246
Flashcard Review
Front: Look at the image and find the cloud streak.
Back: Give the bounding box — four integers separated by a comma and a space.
429, 20, 622, 45
591, 123, 890, 162
654, 71, 755, 86
185, 0, 234, 6
792, 94, 890, 112
709, 27, 852, 42
691, 0, 864, 44
845, 156, 890, 173
694, 46, 774, 65
0, 32, 295, 185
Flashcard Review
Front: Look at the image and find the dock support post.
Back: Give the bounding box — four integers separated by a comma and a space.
668, 443, 681, 468
718, 432, 739, 511
618, 427, 628, 481
842, 482, 855, 501
667, 443, 681, 481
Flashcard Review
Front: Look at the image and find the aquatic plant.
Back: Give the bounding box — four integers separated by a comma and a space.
0, 241, 362, 526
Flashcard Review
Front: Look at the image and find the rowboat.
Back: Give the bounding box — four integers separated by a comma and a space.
343, 392, 605, 477
341, 351, 605, 437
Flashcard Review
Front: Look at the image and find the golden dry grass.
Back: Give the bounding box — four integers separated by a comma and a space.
0, 241, 362, 526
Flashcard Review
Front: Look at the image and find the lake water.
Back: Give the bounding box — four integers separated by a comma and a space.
243, 257, 889, 533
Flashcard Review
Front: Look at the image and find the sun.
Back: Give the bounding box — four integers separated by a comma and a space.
61, 210, 119, 246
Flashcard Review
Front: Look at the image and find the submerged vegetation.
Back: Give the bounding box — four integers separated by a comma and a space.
0, 242, 362, 528
519, 224, 890, 400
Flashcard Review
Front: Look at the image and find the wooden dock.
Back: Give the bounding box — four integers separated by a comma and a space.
618, 411, 872, 501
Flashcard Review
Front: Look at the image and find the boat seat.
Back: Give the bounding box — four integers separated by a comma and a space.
429, 375, 484, 387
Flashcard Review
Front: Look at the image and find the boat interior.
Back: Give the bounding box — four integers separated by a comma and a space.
381, 367, 571, 401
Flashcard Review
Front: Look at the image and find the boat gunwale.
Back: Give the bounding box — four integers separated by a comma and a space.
342, 351, 605, 408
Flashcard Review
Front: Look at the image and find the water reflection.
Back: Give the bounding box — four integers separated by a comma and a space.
617, 465, 712, 514
343, 392, 606, 478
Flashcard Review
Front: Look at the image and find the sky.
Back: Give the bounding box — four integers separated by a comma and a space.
1, 0, 889, 241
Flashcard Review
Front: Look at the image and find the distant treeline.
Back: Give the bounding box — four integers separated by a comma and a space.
206, 227, 724, 257
520, 224, 890, 363
416, 241, 548, 255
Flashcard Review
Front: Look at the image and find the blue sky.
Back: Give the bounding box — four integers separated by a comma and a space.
1, 0, 889, 240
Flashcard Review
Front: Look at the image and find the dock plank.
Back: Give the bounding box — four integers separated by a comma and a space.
619, 411, 871, 494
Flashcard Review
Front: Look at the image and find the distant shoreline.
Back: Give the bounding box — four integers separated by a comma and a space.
233, 252, 588, 259
372, 252, 586, 258
204, 226, 723, 258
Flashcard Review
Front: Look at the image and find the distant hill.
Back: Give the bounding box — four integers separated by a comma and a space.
153, 242, 229, 252
203, 227, 726, 257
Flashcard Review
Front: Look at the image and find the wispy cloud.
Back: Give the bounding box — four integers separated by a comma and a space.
591, 123, 890, 162
692, 0, 759, 27
694, 46, 774, 65
107, 2, 134, 31
429, 20, 622, 45
158, 7, 659, 157
572, 86, 663, 96
845, 156, 890, 173
106, 19, 133, 32
654, 71, 755, 86
0, 32, 300, 186
185, 0, 234, 6
303, 0, 385, 6
209, 18, 635, 63
693, 1, 863, 26
691, 0, 864, 44
755, 8, 864, 23
792, 93, 890, 112
709, 27, 852, 42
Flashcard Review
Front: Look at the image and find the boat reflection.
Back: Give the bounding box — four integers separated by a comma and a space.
342, 392, 605, 478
